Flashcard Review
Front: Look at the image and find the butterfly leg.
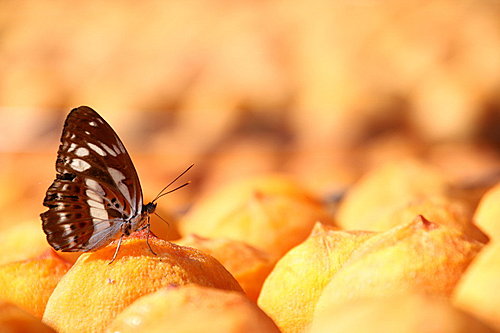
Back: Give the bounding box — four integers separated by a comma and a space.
109, 234, 124, 264
136, 217, 157, 256
145, 216, 157, 256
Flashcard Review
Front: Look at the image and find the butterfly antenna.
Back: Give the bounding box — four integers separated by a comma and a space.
153, 182, 190, 202
154, 212, 170, 226
152, 164, 194, 203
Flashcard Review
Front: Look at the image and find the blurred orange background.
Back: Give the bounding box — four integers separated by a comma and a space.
1, 0, 500, 227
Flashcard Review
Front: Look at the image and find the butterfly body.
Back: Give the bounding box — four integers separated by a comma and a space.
41, 106, 154, 253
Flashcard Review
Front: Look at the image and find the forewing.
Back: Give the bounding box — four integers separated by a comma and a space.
41, 106, 143, 251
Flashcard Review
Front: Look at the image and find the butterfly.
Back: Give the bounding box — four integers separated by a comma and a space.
41, 106, 191, 262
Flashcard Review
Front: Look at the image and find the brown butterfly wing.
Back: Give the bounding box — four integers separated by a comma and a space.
41, 106, 143, 251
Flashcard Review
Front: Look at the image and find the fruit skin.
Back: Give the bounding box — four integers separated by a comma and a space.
0, 221, 51, 265
180, 175, 335, 258
310, 293, 497, 333
258, 223, 374, 333
259, 215, 485, 333
453, 182, 500, 330
175, 234, 276, 301
42, 236, 243, 333
106, 285, 281, 333
314, 216, 485, 312
0, 301, 56, 333
374, 197, 488, 243
0, 250, 71, 318
474, 182, 500, 241
336, 160, 450, 231
453, 243, 500, 331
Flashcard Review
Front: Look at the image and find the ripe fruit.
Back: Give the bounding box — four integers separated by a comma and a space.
453, 244, 500, 330
180, 175, 334, 258
0, 250, 70, 318
310, 293, 496, 333
175, 234, 275, 301
43, 236, 242, 333
315, 216, 484, 312
0, 301, 56, 333
107, 285, 280, 333
258, 223, 372, 333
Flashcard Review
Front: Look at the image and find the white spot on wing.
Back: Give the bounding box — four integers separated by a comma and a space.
87, 143, 107, 156
86, 190, 101, 202
90, 208, 109, 225
88, 199, 105, 210
75, 147, 89, 157
115, 141, 126, 154
62, 224, 73, 234
89, 121, 97, 127
70, 159, 91, 172
67, 143, 77, 153
101, 143, 117, 157
107, 167, 132, 205
85, 179, 105, 195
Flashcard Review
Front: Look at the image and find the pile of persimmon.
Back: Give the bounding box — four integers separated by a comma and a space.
0, 160, 499, 333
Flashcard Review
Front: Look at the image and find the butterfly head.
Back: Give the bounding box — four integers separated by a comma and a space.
144, 202, 157, 215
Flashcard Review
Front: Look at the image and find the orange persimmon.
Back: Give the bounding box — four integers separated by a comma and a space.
106, 285, 280, 333
310, 293, 497, 333
336, 159, 450, 230
0, 250, 71, 318
180, 175, 334, 258
315, 216, 484, 312
474, 182, 500, 241
175, 234, 275, 301
0, 301, 56, 333
0, 221, 51, 265
42, 235, 242, 333
453, 243, 500, 330
258, 223, 373, 333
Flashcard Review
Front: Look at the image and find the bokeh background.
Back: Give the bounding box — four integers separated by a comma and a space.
1, 0, 500, 227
